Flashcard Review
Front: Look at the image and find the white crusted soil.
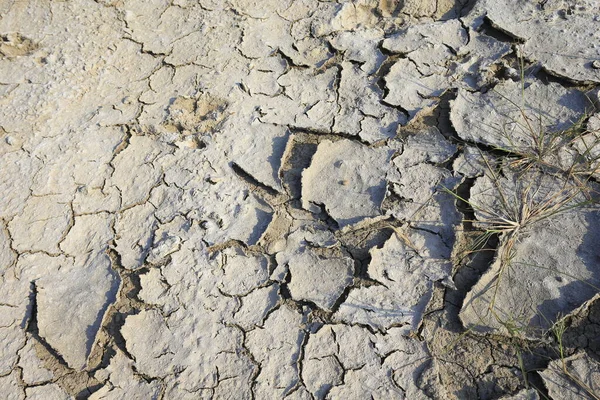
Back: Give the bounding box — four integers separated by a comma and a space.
301, 139, 393, 227
460, 170, 600, 336
480, 0, 600, 83
540, 351, 600, 400
1, 0, 600, 398
334, 229, 452, 333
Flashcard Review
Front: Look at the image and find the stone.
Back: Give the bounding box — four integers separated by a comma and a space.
588, 112, 600, 132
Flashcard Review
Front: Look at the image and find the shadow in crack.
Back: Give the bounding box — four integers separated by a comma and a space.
440, 0, 478, 20
245, 204, 274, 246
266, 129, 291, 190
280, 138, 319, 201
366, 181, 389, 212
22, 281, 69, 366
84, 253, 121, 365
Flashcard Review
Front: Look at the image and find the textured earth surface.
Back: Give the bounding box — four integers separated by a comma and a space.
1, 0, 600, 399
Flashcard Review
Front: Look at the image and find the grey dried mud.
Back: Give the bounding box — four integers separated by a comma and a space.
1, 0, 599, 399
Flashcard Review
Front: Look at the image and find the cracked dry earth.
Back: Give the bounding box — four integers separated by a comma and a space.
2, 0, 600, 399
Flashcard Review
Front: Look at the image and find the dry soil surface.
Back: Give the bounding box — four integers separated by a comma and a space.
1, 0, 600, 399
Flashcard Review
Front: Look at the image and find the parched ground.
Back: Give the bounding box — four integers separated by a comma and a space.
1, 0, 600, 399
